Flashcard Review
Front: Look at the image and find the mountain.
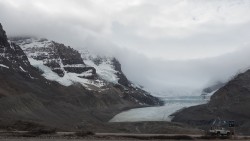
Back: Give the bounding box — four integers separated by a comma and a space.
10, 37, 162, 106
172, 69, 250, 135
0, 23, 163, 130
200, 82, 225, 100
202, 82, 225, 94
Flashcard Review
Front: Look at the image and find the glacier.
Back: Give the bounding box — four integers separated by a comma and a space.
110, 95, 210, 122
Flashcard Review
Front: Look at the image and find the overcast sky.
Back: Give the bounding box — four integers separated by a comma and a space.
1, 0, 250, 96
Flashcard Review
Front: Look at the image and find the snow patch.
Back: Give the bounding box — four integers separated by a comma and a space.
0, 64, 9, 69
28, 58, 72, 86
201, 89, 218, 102
64, 64, 86, 67
18, 38, 52, 50
28, 58, 104, 89
78, 69, 93, 77
8, 40, 15, 50
80, 50, 119, 83
19, 66, 27, 72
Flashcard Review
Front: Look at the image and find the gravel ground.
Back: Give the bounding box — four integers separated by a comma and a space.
0, 139, 246, 141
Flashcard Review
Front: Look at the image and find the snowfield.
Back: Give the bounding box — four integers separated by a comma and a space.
28, 58, 105, 88
0, 64, 9, 69
80, 49, 119, 84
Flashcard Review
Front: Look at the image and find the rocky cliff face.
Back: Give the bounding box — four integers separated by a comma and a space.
111, 58, 130, 87
202, 82, 225, 94
11, 37, 163, 105
80, 49, 163, 105
0, 23, 162, 130
172, 70, 250, 135
0, 24, 9, 47
0, 25, 38, 80
11, 37, 96, 78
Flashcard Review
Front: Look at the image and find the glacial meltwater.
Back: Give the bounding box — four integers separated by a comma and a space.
110, 96, 208, 122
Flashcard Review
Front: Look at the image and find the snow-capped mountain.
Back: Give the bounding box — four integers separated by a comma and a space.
0, 23, 163, 130
10, 37, 134, 91
11, 37, 103, 88
81, 49, 130, 87
9, 36, 163, 106
0, 26, 32, 75
8, 36, 163, 107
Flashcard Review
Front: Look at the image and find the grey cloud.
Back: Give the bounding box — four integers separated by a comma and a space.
1, 0, 250, 96
116, 46, 250, 96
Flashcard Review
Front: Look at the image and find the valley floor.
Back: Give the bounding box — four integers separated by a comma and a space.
0, 133, 249, 141
1, 129, 248, 141
0, 139, 246, 141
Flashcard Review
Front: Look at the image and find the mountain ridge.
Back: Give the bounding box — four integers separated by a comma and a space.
172, 69, 250, 135
0, 23, 163, 131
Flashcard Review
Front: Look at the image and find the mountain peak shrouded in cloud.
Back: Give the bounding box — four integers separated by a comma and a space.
1, 0, 250, 96
0, 23, 9, 47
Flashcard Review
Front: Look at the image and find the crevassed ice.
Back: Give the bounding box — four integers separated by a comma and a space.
110, 95, 211, 122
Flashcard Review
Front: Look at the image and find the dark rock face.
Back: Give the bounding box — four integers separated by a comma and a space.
202, 82, 225, 93
54, 42, 84, 65
111, 58, 130, 87
0, 23, 9, 47
11, 38, 96, 78
64, 66, 96, 74
172, 70, 250, 135
123, 86, 164, 106
0, 24, 33, 77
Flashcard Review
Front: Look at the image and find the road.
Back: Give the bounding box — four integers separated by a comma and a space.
1, 131, 249, 141
0, 138, 248, 141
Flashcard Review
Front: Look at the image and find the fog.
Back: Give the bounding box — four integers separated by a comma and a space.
1, 0, 250, 96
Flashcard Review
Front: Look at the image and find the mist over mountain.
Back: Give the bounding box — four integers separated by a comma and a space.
1, 0, 250, 95
0, 23, 163, 131
173, 68, 250, 135
2, 0, 250, 137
